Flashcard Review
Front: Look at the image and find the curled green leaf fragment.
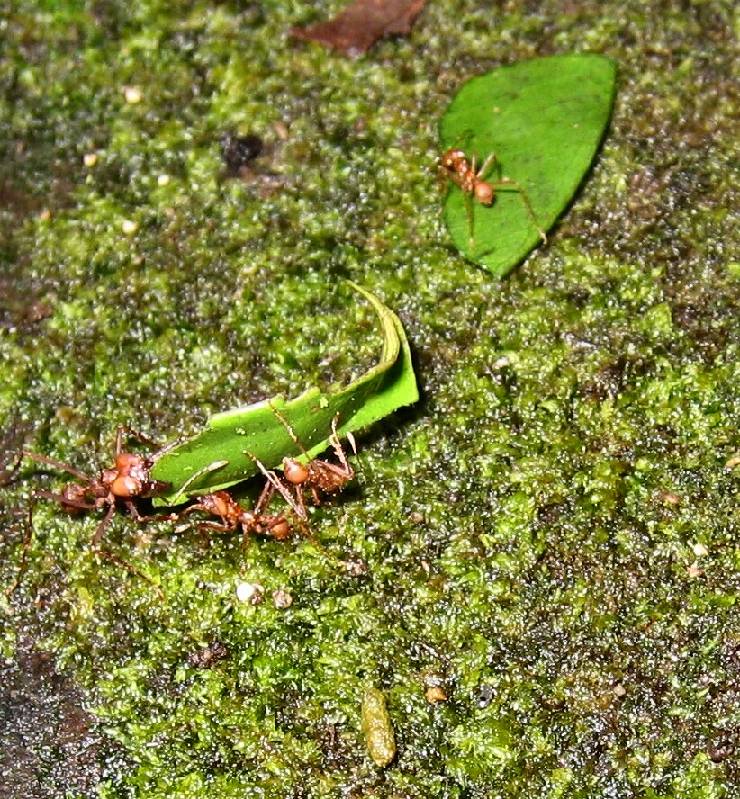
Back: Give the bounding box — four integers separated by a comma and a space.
151, 283, 418, 503
440, 54, 617, 275
361, 688, 396, 768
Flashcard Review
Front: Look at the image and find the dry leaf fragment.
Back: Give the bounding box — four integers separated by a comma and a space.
291, 0, 426, 57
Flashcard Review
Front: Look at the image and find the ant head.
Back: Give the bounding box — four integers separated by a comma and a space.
283, 458, 309, 485
269, 518, 291, 541
110, 474, 142, 498
115, 452, 143, 473
474, 181, 494, 205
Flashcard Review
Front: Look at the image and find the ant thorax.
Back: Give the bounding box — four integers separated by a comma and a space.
440, 149, 481, 197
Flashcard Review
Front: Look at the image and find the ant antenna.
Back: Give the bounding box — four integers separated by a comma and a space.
268, 402, 311, 460
22, 450, 90, 483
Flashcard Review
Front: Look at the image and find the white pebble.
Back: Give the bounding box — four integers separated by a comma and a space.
157, 173, 170, 186
121, 219, 138, 235
123, 86, 142, 104
236, 581, 263, 604
83, 152, 97, 167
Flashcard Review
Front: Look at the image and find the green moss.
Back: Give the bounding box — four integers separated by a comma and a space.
1, 1, 738, 797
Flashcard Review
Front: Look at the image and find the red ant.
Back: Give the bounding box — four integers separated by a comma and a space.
249, 408, 356, 524
22, 426, 172, 546
439, 147, 547, 250
175, 486, 292, 545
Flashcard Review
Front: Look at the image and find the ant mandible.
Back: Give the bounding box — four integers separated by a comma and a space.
175, 486, 292, 545
439, 147, 547, 250
23, 426, 172, 546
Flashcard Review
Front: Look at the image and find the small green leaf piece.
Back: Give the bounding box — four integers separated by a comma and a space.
440, 54, 617, 275
151, 283, 418, 503
361, 688, 396, 768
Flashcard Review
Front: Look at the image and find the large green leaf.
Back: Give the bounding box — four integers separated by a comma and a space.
440, 54, 616, 275
151, 283, 418, 503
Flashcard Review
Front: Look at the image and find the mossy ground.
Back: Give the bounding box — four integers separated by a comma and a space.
1, 1, 738, 797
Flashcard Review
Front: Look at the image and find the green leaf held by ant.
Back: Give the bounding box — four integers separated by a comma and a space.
440, 54, 617, 275
151, 283, 418, 503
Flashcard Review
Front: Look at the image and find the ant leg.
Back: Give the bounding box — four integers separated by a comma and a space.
476, 151, 498, 180
491, 179, 547, 243
464, 191, 476, 251
94, 548, 165, 600
23, 450, 90, 483
287, 481, 309, 518
253, 479, 275, 515
5, 503, 34, 598
282, 500, 326, 554
91, 502, 116, 548
171, 502, 221, 532
173, 502, 204, 522
294, 521, 327, 554
123, 500, 177, 525
33, 489, 98, 511
194, 521, 233, 534
89, 504, 165, 594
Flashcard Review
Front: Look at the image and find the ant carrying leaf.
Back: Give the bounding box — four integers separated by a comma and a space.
269, 405, 356, 517
243, 407, 357, 553
149, 283, 418, 504
9, 427, 179, 596
438, 146, 546, 253
174, 487, 292, 545
22, 426, 173, 546
439, 55, 616, 274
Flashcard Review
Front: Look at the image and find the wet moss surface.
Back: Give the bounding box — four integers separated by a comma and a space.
1, 1, 738, 797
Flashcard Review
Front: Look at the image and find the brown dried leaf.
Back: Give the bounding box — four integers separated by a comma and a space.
291, 0, 426, 57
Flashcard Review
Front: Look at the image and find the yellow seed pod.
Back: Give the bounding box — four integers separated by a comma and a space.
361, 688, 396, 768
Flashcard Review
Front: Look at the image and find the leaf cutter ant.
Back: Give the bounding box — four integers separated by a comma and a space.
174, 486, 292, 545
244, 455, 327, 553
257, 406, 357, 521
439, 147, 547, 250
22, 426, 173, 547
